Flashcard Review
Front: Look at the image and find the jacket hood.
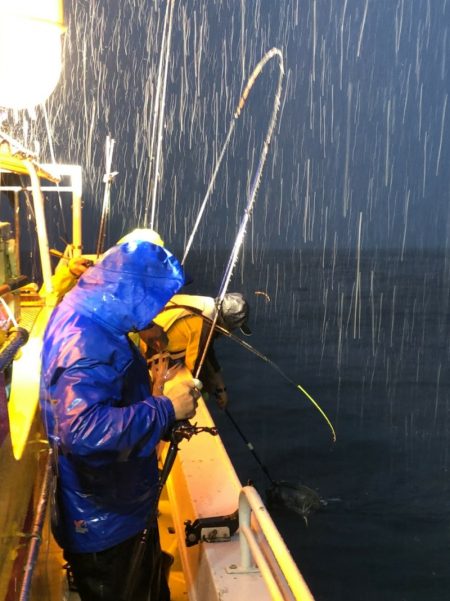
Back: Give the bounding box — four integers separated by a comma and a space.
63, 241, 185, 334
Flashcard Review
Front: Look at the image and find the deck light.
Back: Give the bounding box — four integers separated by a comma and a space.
0, 0, 65, 109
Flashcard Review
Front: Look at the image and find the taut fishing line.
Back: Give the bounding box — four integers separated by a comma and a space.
218, 324, 337, 443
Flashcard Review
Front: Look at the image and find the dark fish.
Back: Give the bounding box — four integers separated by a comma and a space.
266, 481, 322, 524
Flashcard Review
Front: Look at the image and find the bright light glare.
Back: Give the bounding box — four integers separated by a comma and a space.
0, 13, 63, 109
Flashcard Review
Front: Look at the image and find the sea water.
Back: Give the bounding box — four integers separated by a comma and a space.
187, 248, 450, 601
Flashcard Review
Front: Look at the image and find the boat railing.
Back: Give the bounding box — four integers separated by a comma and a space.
40, 163, 83, 260
0, 159, 83, 297
234, 485, 314, 601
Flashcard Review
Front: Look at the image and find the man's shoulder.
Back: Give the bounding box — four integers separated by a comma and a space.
44, 306, 130, 371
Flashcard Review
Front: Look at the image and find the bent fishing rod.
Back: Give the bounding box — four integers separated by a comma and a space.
193, 48, 284, 377
124, 48, 285, 601
181, 47, 284, 266
168, 46, 285, 484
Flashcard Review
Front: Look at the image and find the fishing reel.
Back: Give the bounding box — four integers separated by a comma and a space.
169, 420, 218, 444
159, 421, 218, 487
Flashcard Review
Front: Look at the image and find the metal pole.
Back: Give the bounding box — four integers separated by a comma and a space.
71, 166, 83, 257
19, 452, 53, 601
149, 0, 175, 230
13, 189, 21, 273
96, 136, 117, 258
23, 160, 53, 294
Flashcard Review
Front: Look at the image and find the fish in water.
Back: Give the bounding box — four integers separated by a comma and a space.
266, 481, 322, 525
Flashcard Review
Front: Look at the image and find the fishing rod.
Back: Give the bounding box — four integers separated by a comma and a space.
194, 48, 284, 378
122, 420, 217, 601
182, 47, 285, 266
150, 0, 174, 229
96, 135, 118, 258
156, 46, 284, 510
144, 0, 175, 230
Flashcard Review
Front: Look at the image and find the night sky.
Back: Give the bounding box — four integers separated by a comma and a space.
27, 0, 450, 255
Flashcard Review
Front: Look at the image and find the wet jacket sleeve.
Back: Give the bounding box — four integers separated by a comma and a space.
50, 360, 175, 459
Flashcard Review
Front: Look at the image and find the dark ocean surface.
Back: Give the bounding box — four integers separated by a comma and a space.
186, 248, 450, 601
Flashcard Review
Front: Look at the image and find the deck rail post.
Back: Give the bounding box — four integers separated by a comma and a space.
227, 485, 315, 601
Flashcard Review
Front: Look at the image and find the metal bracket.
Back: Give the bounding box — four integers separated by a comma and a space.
225, 563, 259, 574
184, 509, 239, 547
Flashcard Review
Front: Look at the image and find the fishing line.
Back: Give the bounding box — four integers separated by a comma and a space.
157, 301, 330, 515
182, 48, 285, 266
222, 409, 323, 522
224, 406, 277, 486
193, 48, 285, 379
160, 303, 336, 442
220, 327, 337, 443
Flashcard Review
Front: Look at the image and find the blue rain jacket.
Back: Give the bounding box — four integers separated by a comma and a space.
39, 241, 185, 553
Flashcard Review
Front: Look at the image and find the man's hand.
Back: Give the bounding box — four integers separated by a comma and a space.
68, 256, 93, 278
163, 378, 201, 420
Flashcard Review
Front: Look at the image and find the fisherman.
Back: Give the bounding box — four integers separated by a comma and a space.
39, 254, 93, 302
144, 292, 251, 409
39, 236, 199, 601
